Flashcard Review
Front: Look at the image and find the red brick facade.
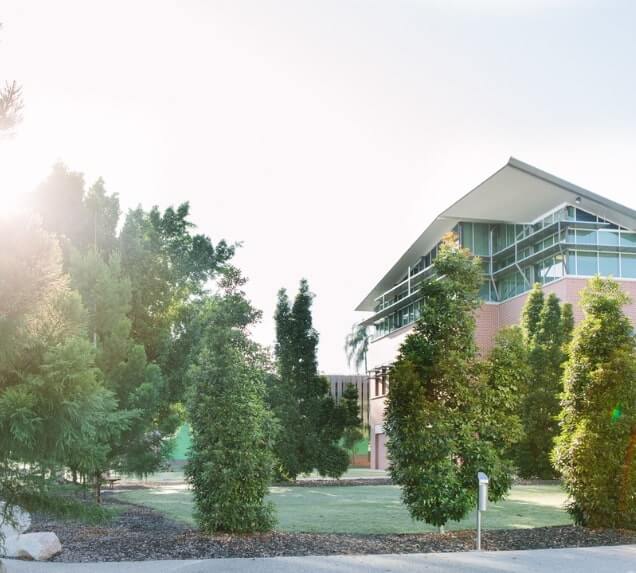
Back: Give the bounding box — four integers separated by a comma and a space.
369, 277, 636, 470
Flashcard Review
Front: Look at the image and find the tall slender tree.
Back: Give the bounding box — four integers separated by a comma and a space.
553, 278, 636, 528
517, 287, 569, 478
186, 269, 277, 532
270, 280, 350, 479
385, 234, 514, 528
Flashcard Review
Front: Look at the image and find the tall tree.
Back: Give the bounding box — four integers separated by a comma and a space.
385, 234, 514, 528
341, 384, 364, 462
479, 327, 529, 463
517, 288, 568, 478
270, 279, 350, 480
553, 278, 636, 528
0, 217, 121, 514
185, 269, 277, 532
69, 249, 177, 488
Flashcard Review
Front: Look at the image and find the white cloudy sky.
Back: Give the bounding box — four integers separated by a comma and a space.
1, 0, 635, 372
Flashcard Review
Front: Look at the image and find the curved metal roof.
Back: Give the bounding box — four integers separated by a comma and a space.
356, 157, 636, 311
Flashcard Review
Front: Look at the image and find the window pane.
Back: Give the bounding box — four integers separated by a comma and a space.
566, 251, 576, 275
576, 208, 597, 222
621, 232, 636, 247
621, 254, 636, 278
577, 252, 598, 275
598, 230, 619, 246
599, 253, 619, 276
462, 223, 474, 251
576, 229, 597, 245
473, 223, 490, 256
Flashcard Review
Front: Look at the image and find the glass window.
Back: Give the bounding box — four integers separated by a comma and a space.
598, 230, 619, 246
566, 250, 577, 274
576, 208, 597, 222
599, 253, 619, 276
621, 254, 636, 278
576, 229, 597, 245
621, 232, 636, 247
473, 223, 490, 256
546, 255, 564, 282
567, 229, 576, 243
462, 223, 474, 251
577, 251, 598, 275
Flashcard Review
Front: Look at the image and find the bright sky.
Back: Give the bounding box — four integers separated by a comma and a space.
1, 0, 636, 373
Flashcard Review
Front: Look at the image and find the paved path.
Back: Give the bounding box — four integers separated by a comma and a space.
3, 545, 636, 573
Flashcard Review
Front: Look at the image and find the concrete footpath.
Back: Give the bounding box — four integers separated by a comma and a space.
2, 545, 636, 573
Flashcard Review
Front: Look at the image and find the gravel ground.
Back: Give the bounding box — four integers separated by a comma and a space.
28, 495, 636, 563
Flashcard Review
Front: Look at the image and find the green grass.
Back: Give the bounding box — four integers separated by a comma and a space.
115, 484, 571, 534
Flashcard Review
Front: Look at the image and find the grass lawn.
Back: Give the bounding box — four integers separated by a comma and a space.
115, 484, 570, 534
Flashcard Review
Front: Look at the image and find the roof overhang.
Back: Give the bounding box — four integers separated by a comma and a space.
356, 157, 636, 312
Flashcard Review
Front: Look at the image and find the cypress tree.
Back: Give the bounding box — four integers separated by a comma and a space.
553, 277, 636, 528
270, 280, 349, 480
522, 283, 544, 341
516, 289, 571, 478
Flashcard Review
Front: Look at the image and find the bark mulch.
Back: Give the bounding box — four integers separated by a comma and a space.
29, 497, 636, 563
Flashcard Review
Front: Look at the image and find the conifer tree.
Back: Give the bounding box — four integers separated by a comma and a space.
341, 384, 364, 461
517, 288, 568, 478
270, 280, 350, 479
553, 278, 636, 528
385, 235, 514, 527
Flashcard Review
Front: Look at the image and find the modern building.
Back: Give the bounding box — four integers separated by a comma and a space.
356, 158, 636, 470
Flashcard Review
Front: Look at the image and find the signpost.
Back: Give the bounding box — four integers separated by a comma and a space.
476, 472, 489, 551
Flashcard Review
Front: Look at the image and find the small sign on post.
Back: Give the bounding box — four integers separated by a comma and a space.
476, 471, 489, 551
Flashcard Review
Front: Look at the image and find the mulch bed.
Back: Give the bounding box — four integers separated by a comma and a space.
28, 495, 636, 563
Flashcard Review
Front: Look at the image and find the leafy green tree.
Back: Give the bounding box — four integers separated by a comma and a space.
0, 217, 121, 514
344, 324, 369, 373
561, 302, 574, 347
341, 384, 364, 461
517, 288, 568, 478
553, 277, 636, 528
185, 270, 276, 533
119, 203, 234, 402
385, 234, 514, 528
521, 283, 544, 340
69, 248, 178, 486
479, 327, 529, 460
270, 280, 350, 480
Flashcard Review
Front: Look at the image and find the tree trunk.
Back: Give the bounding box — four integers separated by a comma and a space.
94, 472, 102, 505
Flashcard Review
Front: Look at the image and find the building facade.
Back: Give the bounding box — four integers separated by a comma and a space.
356, 158, 636, 470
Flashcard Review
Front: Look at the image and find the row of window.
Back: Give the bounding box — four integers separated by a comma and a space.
373, 300, 422, 339
567, 228, 636, 248
566, 250, 636, 278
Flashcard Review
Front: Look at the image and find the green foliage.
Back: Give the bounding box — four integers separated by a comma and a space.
269, 279, 350, 480
516, 287, 569, 478
561, 302, 574, 348
385, 234, 514, 527
341, 384, 364, 455
185, 271, 277, 533
0, 216, 124, 513
553, 277, 636, 528
28, 166, 233, 488
480, 327, 528, 456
